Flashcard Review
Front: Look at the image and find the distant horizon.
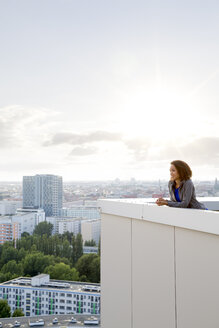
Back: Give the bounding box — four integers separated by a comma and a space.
0, 178, 218, 184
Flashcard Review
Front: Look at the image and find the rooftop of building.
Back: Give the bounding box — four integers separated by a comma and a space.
1, 275, 100, 295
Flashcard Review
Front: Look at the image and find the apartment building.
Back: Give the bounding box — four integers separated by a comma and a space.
0, 209, 45, 244
23, 175, 63, 217
0, 274, 100, 317
59, 206, 100, 220
0, 201, 22, 216
81, 219, 101, 245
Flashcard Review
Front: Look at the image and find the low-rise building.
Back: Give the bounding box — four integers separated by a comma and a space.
0, 274, 100, 317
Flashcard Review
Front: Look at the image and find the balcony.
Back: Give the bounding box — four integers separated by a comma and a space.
99, 198, 219, 328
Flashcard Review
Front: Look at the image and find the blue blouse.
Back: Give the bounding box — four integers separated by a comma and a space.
174, 188, 181, 202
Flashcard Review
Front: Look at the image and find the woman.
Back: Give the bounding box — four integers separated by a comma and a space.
156, 160, 206, 209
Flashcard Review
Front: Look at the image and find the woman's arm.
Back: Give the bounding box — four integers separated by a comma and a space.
167, 180, 194, 208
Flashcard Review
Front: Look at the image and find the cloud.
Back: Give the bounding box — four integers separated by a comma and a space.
178, 137, 219, 165
43, 131, 122, 146
0, 105, 59, 148
124, 137, 151, 161
149, 137, 219, 166
122, 136, 219, 167
69, 146, 98, 157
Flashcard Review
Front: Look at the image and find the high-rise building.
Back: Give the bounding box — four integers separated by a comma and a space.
23, 175, 63, 217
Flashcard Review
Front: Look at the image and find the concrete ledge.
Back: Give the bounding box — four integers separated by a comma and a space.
98, 198, 219, 236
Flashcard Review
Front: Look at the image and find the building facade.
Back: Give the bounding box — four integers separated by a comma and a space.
0, 201, 22, 216
59, 207, 100, 220
0, 209, 45, 244
23, 175, 63, 217
46, 217, 82, 235
0, 218, 19, 244
0, 274, 100, 317
81, 219, 101, 245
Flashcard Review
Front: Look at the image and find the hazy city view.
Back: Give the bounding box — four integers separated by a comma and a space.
1, 178, 219, 202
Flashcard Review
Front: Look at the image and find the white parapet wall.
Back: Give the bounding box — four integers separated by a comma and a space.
99, 198, 219, 328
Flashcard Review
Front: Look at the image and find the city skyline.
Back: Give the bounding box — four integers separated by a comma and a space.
1, 1, 219, 181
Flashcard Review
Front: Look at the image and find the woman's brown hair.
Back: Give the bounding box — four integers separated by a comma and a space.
171, 160, 192, 181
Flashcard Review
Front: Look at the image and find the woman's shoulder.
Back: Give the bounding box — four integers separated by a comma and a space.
183, 179, 194, 187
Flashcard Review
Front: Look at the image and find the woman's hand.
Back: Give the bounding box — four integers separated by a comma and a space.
156, 198, 168, 206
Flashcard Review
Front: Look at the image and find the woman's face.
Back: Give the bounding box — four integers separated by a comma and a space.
170, 164, 180, 181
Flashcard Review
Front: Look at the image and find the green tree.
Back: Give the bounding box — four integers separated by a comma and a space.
0, 246, 18, 268
62, 239, 71, 259
98, 238, 100, 257
84, 240, 96, 246
12, 308, 24, 317
33, 221, 53, 237
89, 256, 100, 283
22, 252, 55, 276
0, 299, 11, 318
0, 272, 12, 283
75, 254, 100, 283
44, 262, 79, 281
17, 248, 27, 262
1, 260, 23, 276
74, 233, 83, 264
21, 232, 30, 238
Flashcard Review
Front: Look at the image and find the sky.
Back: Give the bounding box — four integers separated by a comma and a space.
0, 0, 219, 181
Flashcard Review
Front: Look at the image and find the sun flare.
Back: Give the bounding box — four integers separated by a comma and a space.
119, 86, 199, 141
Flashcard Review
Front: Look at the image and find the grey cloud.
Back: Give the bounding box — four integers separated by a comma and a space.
123, 136, 219, 166
179, 137, 219, 165
69, 146, 98, 157
43, 131, 122, 146
152, 137, 219, 166
124, 137, 151, 161
0, 115, 17, 147
0, 105, 58, 148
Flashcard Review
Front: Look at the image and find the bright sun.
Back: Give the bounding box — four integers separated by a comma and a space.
119, 85, 198, 141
